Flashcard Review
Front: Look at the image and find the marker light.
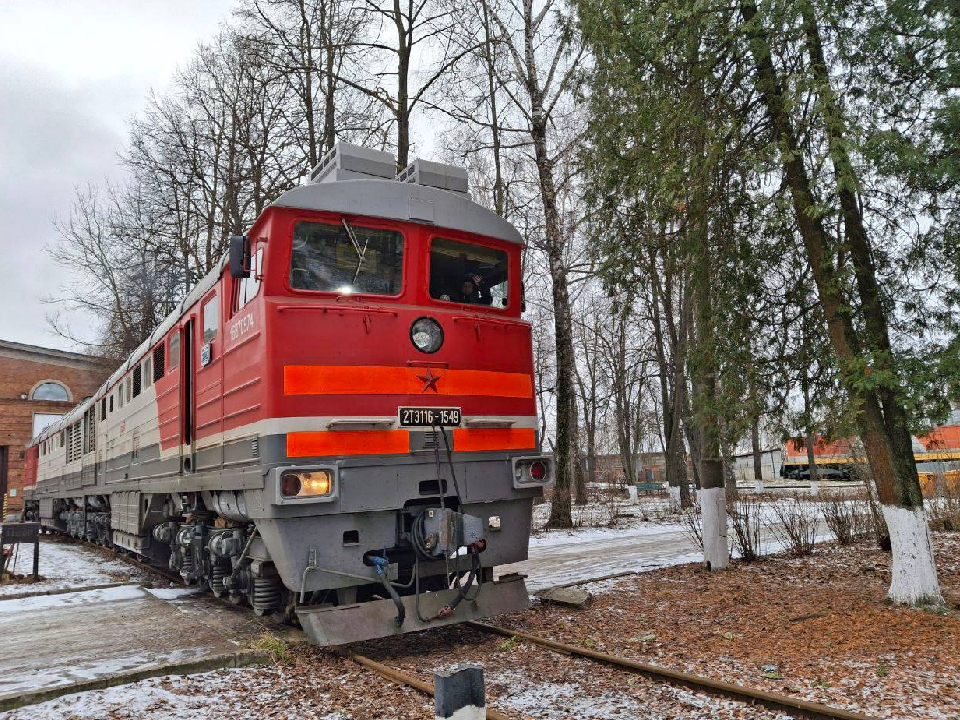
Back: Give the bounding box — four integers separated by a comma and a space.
410, 317, 444, 354
280, 470, 333, 498
512, 456, 554, 488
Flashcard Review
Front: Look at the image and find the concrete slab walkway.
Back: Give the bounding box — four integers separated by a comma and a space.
0, 583, 260, 702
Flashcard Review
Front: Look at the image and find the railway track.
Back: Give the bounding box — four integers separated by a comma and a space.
46, 535, 878, 720
466, 622, 877, 720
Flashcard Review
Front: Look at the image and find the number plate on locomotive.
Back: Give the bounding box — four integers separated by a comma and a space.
398, 407, 462, 427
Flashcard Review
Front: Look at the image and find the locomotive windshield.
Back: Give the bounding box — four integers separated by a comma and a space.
430, 237, 509, 308
290, 220, 403, 295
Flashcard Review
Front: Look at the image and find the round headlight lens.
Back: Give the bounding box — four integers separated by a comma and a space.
410, 317, 444, 354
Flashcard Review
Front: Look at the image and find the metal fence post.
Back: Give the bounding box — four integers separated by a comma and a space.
434, 664, 485, 720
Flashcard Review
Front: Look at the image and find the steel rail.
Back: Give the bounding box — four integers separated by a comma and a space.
468, 622, 878, 720
341, 651, 515, 720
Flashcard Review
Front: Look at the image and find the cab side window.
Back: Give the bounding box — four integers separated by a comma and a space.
235, 246, 263, 313
429, 237, 509, 309
169, 333, 181, 370
203, 295, 219, 344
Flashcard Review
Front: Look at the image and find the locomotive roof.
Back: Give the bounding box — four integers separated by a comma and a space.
271, 179, 524, 246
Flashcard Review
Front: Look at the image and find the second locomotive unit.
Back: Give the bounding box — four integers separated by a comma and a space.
22, 143, 552, 645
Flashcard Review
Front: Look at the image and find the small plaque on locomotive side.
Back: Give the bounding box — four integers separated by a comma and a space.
398, 407, 462, 427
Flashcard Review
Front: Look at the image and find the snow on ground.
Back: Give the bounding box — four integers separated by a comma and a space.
0, 538, 149, 597
0, 583, 143, 614
0, 669, 262, 720
0, 573, 250, 701
506, 493, 834, 590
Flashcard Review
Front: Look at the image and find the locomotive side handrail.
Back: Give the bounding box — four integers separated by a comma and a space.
464, 418, 516, 428
276, 304, 399, 317
325, 418, 396, 430
452, 315, 523, 328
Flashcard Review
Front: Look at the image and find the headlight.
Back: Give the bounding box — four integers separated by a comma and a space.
410, 317, 444, 354
280, 470, 333, 498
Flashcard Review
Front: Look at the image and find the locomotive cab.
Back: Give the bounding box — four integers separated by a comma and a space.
244, 150, 549, 643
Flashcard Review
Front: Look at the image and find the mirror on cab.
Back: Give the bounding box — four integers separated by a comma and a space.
229, 235, 251, 279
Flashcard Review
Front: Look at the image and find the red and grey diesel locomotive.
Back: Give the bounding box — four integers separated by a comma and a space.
21, 143, 553, 645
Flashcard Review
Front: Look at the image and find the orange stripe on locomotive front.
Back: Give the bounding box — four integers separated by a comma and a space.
283, 365, 533, 399
287, 429, 411, 457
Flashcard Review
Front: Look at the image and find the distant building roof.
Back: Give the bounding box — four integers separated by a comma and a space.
0, 339, 109, 367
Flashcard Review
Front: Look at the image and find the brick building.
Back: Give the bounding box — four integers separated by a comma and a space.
0, 340, 111, 519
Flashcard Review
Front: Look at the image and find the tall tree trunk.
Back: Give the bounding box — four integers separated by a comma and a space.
694, 272, 728, 569
750, 416, 764, 491
741, 0, 941, 604
572, 395, 588, 505
586, 423, 597, 484
394, 0, 411, 169
323, 44, 336, 152
681, 296, 702, 491
480, 0, 505, 215
721, 440, 739, 504
533, 116, 575, 526
691, 208, 727, 569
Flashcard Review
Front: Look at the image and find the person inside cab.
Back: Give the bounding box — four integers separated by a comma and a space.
444, 273, 492, 305
430, 237, 509, 307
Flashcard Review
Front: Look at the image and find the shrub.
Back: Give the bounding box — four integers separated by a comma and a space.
820, 490, 870, 545
679, 504, 704, 552
856, 468, 892, 550
927, 470, 960, 532
730, 496, 764, 561
767, 496, 819, 556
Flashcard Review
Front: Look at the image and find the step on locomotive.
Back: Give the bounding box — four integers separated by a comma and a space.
21, 143, 553, 645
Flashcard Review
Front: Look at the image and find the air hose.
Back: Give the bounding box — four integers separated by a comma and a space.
370, 555, 405, 627
437, 552, 481, 618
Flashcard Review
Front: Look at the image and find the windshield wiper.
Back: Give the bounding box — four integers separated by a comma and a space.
342, 218, 369, 284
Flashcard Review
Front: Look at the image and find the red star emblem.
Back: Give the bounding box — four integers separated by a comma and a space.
417, 369, 441, 393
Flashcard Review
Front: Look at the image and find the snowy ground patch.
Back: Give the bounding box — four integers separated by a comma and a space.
0, 668, 258, 720
0, 539, 149, 597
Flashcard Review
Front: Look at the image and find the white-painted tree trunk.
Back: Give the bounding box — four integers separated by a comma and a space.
668, 485, 681, 512
809, 480, 819, 497
882, 504, 943, 606
627, 486, 638, 503
755, 479, 764, 493
698, 487, 729, 569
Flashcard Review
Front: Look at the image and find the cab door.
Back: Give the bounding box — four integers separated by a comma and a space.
193, 291, 224, 473
180, 319, 196, 473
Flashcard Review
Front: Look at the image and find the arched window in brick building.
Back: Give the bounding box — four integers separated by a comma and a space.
31, 381, 70, 401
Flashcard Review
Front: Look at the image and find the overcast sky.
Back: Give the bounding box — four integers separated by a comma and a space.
0, 0, 235, 351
